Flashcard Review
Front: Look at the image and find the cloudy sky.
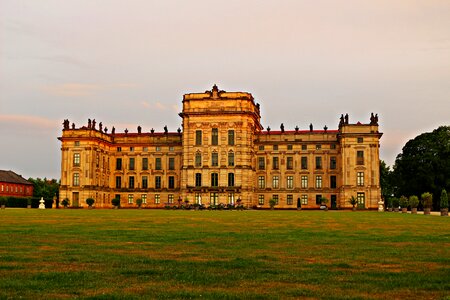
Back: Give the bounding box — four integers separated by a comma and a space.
1, 0, 449, 179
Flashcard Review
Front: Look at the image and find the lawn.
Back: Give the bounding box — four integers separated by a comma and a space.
0, 209, 449, 299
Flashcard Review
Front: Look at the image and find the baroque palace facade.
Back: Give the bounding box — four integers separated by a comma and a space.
59, 85, 382, 209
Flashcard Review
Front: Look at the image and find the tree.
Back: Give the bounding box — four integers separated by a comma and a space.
28, 178, 60, 200
393, 126, 450, 209
380, 160, 395, 200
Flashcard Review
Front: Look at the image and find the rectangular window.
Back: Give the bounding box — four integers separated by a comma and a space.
195, 153, 202, 167
228, 152, 235, 166
273, 145, 278, 151
330, 144, 336, 150
169, 146, 174, 152
302, 144, 307, 151
142, 176, 148, 189
154, 194, 160, 204
169, 157, 175, 170
211, 173, 218, 187
73, 173, 80, 186
130, 147, 134, 152
287, 176, 294, 189
316, 144, 322, 150
211, 128, 218, 145
128, 194, 133, 204
115, 176, 121, 188
129, 176, 135, 189
195, 130, 202, 146
357, 151, 364, 165
273, 195, 279, 205
212, 152, 219, 166
168, 176, 175, 189
272, 176, 279, 189
155, 176, 161, 189
357, 192, 365, 208
330, 176, 337, 189
287, 195, 293, 205
258, 157, 265, 170
228, 193, 235, 204
129, 158, 135, 170
287, 157, 294, 170
287, 144, 293, 150
142, 158, 148, 170
155, 157, 162, 170
75, 141, 80, 146
259, 145, 265, 151
357, 172, 364, 186
258, 195, 264, 205
228, 130, 235, 146
142, 194, 147, 204
272, 157, 279, 170
330, 157, 337, 169
316, 194, 322, 205
143, 147, 148, 152
195, 173, 202, 187
357, 137, 363, 143
117, 147, 121, 152
116, 158, 122, 170
301, 195, 308, 205
195, 193, 202, 204
156, 146, 161, 152
316, 176, 322, 188
315, 157, 322, 169
228, 173, 235, 187
168, 194, 174, 204
73, 153, 80, 166
210, 192, 219, 205
301, 157, 308, 169
301, 176, 308, 188
258, 176, 265, 189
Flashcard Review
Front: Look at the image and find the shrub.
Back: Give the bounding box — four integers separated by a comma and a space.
408, 195, 419, 208
386, 197, 393, 208
349, 196, 358, 208
0, 196, 7, 206
421, 192, 433, 209
392, 197, 400, 208
86, 198, 95, 207
269, 199, 277, 209
61, 198, 70, 208
6, 197, 27, 208
111, 197, 120, 208
440, 189, 448, 209
136, 198, 143, 207
399, 196, 409, 208
321, 197, 329, 205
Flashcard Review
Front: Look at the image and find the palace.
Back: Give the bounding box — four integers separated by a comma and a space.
59, 85, 382, 209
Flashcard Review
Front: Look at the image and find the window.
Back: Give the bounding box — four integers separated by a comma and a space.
287, 176, 294, 189
228, 173, 235, 187
357, 192, 365, 208
258, 195, 264, 205
357, 151, 364, 165
272, 176, 279, 189
301, 157, 308, 169
73, 153, 80, 166
211, 173, 218, 187
115, 176, 121, 188
273, 195, 279, 205
154, 194, 160, 204
258, 157, 265, 170
330, 157, 337, 169
195, 193, 202, 204
129, 176, 135, 189
316, 176, 322, 188
169, 146, 174, 151
301, 195, 308, 205
142, 176, 148, 189
155, 157, 162, 170
169, 157, 175, 170
228, 152, 235, 166
357, 172, 364, 186
130, 147, 134, 152
211, 128, 218, 145
228, 193, 235, 204
129, 158, 135, 170
287, 144, 293, 150
168, 176, 175, 189
195, 152, 202, 167
258, 176, 265, 189
357, 137, 363, 143
315, 156, 322, 169
168, 194, 174, 204
316, 195, 322, 205
128, 194, 133, 204
142, 158, 148, 170
75, 141, 80, 146
301, 176, 308, 188
212, 152, 219, 166
272, 157, 279, 170
195, 130, 202, 145
259, 145, 265, 151
228, 130, 235, 146
195, 173, 202, 187
117, 147, 121, 152
287, 195, 293, 205
156, 146, 161, 152
142, 194, 147, 204
210, 193, 219, 205
330, 176, 337, 189
116, 158, 122, 170
143, 147, 148, 152
287, 157, 293, 170
155, 176, 161, 189
302, 145, 307, 151
316, 144, 322, 150
73, 173, 80, 186
331, 144, 336, 150
273, 145, 278, 151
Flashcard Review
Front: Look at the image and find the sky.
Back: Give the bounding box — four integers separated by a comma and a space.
1, 0, 449, 179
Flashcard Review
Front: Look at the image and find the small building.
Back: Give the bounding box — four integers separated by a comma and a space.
0, 170, 34, 198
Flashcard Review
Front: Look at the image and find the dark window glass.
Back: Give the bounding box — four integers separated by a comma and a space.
129, 158, 135, 170
142, 176, 148, 189
195, 173, 202, 187
330, 157, 337, 169
258, 157, 265, 170
315, 156, 322, 169
155, 157, 162, 170
116, 158, 122, 170
195, 130, 202, 146
228, 152, 234, 166
330, 176, 337, 189
129, 176, 135, 189
211, 173, 218, 187
228, 173, 235, 187
301, 157, 308, 169
211, 128, 218, 145
169, 158, 175, 170
272, 157, 279, 170
287, 157, 293, 170
142, 158, 148, 170
168, 176, 175, 189
155, 176, 161, 189
195, 153, 202, 167
212, 152, 218, 166
228, 130, 235, 146
357, 151, 364, 165
115, 176, 121, 188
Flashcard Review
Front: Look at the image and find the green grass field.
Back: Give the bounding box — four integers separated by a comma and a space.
0, 209, 449, 299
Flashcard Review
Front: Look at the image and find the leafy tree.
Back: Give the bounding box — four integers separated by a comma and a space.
393, 126, 450, 209
28, 178, 60, 200
86, 198, 95, 207
380, 160, 395, 200
441, 189, 448, 209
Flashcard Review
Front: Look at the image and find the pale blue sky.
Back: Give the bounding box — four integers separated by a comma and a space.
1, 0, 449, 179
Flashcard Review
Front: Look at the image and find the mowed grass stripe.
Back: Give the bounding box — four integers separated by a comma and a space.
0, 210, 449, 299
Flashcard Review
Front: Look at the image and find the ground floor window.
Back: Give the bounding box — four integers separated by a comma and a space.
195, 193, 202, 205
357, 192, 365, 208
301, 195, 308, 205
210, 193, 218, 205
316, 194, 322, 205
128, 194, 133, 204
142, 194, 147, 204
154, 194, 160, 204
168, 194, 174, 204
228, 193, 235, 204
287, 194, 293, 205
272, 194, 279, 205
258, 195, 264, 205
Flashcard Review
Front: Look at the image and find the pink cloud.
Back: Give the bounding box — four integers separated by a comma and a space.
0, 114, 58, 130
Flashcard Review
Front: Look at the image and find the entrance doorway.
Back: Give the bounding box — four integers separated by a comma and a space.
331, 195, 337, 209
72, 192, 79, 207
